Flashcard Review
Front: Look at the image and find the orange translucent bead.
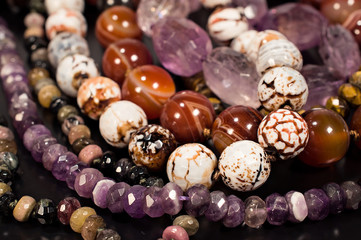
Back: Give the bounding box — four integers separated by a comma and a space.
321, 0, 361, 24
351, 105, 361, 149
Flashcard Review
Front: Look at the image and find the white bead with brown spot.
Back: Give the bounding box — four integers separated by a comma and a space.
45, 0, 85, 14
200, 0, 232, 8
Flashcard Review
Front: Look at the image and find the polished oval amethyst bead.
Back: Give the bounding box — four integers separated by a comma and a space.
340, 181, 361, 210
23, 125, 51, 151
265, 193, 289, 226
160, 182, 183, 216
106, 182, 130, 213
322, 182, 346, 214
5, 80, 31, 101
31, 135, 57, 162
304, 188, 330, 221
143, 186, 164, 218
123, 185, 147, 219
285, 191, 308, 223
65, 162, 88, 190
42, 144, 67, 171
222, 195, 245, 228
0, 62, 26, 80
52, 152, 78, 181
204, 191, 228, 222
74, 168, 104, 198
9, 97, 37, 119
92, 179, 115, 209
184, 184, 211, 217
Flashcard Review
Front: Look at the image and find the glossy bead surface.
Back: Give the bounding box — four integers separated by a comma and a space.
304, 189, 330, 221
96, 229, 121, 240
49, 97, 68, 114
321, 0, 361, 24
44, 0, 85, 14
340, 181, 361, 210
201, 0, 231, 8
351, 106, 361, 149
123, 185, 146, 218
299, 109, 350, 167
160, 182, 183, 215
57, 105, 79, 123
184, 184, 211, 217
38, 85, 62, 108
144, 176, 164, 188
70, 207, 96, 233
0, 140, 17, 154
265, 193, 289, 225
244, 196, 267, 228
106, 182, 130, 213
0, 165, 13, 183
81, 215, 106, 240
79, 145, 103, 165
95, 6, 142, 47
160, 91, 215, 143
62, 115, 85, 136
0, 126, 14, 141
127, 165, 150, 185
0, 182, 11, 197
66, 162, 88, 190
113, 158, 135, 182
0, 152, 18, 172
162, 226, 189, 240
326, 96, 350, 118
173, 215, 199, 236
91, 151, 117, 176
57, 197, 81, 225
74, 168, 104, 198
72, 138, 95, 154
42, 144, 69, 171
68, 125, 91, 145
285, 191, 308, 223
31, 135, 57, 162
350, 70, 361, 89
205, 191, 228, 222
0, 192, 17, 216
13, 196, 36, 222
143, 186, 164, 218
222, 195, 245, 228
33, 199, 56, 224
92, 179, 116, 209
34, 78, 56, 95
338, 83, 361, 106
322, 182, 346, 214
52, 152, 78, 181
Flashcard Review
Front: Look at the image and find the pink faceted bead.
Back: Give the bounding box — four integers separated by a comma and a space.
162, 226, 189, 240
78, 144, 103, 165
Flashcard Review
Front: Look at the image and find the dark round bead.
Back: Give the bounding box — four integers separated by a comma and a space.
25, 36, 47, 52
31, 60, 51, 70
91, 151, 117, 176
72, 138, 95, 155
143, 176, 164, 188
0, 152, 19, 172
0, 165, 13, 183
49, 97, 68, 113
0, 192, 17, 216
113, 158, 134, 182
127, 165, 150, 185
322, 182, 347, 214
32, 198, 56, 224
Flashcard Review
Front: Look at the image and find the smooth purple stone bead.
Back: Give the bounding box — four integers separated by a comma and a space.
304, 188, 330, 221
31, 135, 57, 162
184, 184, 211, 217
123, 185, 147, 219
340, 181, 361, 210
65, 162, 88, 190
152, 17, 212, 77
204, 190, 228, 222
52, 152, 78, 181
0, 49, 22, 69
9, 98, 37, 119
92, 179, 116, 209
5, 81, 31, 102
285, 191, 308, 223
74, 168, 104, 198
42, 144, 67, 171
322, 182, 347, 214
0, 62, 26, 80
23, 124, 52, 151
106, 182, 130, 213
232, 0, 268, 26
160, 182, 183, 216
143, 186, 164, 218
222, 195, 245, 228
15, 115, 42, 138
3, 73, 28, 91
319, 25, 361, 79
265, 193, 289, 226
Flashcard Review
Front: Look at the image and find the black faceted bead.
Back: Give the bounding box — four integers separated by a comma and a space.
32, 199, 56, 224
0, 192, 17, 216
127, 166, 150, 185
31, 60, 51, 70
50, 97, 68, 113
0, 152, 19, 172
92, 151, 117, 176
25, 36, 47, 52
0, 165, 13, 183
113, 158, 134, 182
72, 138, 95, 155
143, 176, 164, 188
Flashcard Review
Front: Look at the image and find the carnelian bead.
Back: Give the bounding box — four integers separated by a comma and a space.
321, 0, 361, 24
351, 105, 361, 149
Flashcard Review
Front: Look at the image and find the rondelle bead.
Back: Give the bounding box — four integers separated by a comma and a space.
13, 196, 36, 222
57, 197, 81, 225
338, 83, 361, 106
265, 193, 289, 226
58, 105, 79, 123
0, 192, 17, 216
351, 106, 361, 149
31, 135, 57, 162
91, 151, 116, 176
322, 182, 347, 214
70, 207, 96, 233
32, 198, 56, 224
62, 115, 85, 136
106, 182, 130, 213
68, 125, 91, 145
0, 165, 13, 183
72, 137, 95, 155
144, 176, 164, 188
201, 0, 231, 8
44, 0, 85, 14
0, 140, 17, 154
99, 100, 148, 148
24, 27, 44, 39
34, 78, 56, 95
222, 195, 245, 228
244, 196, 267, 228
0, 126, 14, 141
92, 179, 116, 209
173, 215, 199, 236
49, 97, 68, 114
167, 143, 217, 191
143, 186, 164, 218
285, 191, 308, 223
204, 191, 228, 222
219, 140, 270, 192
184, 184, 211, 217
340, 181, 361, 210
258, 67, 308, 111
96, 229, 121, 240
79, 145, 103, 166
326, 96, 350, 118
52, 152, 78, 181
304, 189, 330, 221
123, 185, 146, 218
74, 168, 104, 198
0, 182, 11, 197
81, 215, 106, 240
24, 12, 45, 27
113, 158, 135, 182
38, 85, 62, 108
160, 182, 183, 216
127, 165, 150, 185
23, 124, 51, 151
31, 48, 48, 62
65, 162, 88, 190
0, 152, 18, 172
162, 226, 189, 240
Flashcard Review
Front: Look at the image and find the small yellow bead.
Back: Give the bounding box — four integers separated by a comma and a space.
38, 85, 61, 108
0, 182, 11, 196
28, 67, 50, 87
338, 83, 361, 106
13, 196, 36, 222
70, 207, 96, 233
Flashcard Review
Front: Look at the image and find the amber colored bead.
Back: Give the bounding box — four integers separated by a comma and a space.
13, 196, 36, 222
0, 182, 11, 196
338, 83, 361, 106
349, 70, 361, 89
34, 78, 56, 95
325, 96, 350, 118
299, 109, 350, 167
122, 65, 176, 119
70, 207, 97, 233
321, 0, 361, 24
28, 67, 50, 87
183, 72, 213, 98
102, 38, 153, 86
208, 97, 225, 116
38, 85, 62, 108
81, 215, 106, 240
95, 6, 142, 47
211, 105, 263, 154
343, 9, 361, 45
0, 140, 17, 154
68, 125, 91, 145
351, 106, 361, 149
57, 105, 79, 123
160, 90, 216, 143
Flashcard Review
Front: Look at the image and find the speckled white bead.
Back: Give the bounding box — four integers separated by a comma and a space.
200, 0, 232, 8
207, 7, 248, 43
56, 54, 99, 98
99, 101, 148, 148
258, 67, 308, 111
230, 29, 258, 58
285, 191, 308, 223
219, 140, 270, 192
167, 143, 218, 191
45, 0, 85, 14
258, 109, 309, 160
24, 12, 45, 28
256, 39, 303, 74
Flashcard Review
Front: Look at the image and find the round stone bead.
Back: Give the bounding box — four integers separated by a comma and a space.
81, 215, 106, 240
0, 192, 17, 216
127, 165, 150, 185
31, 135, 57, 162
0, 126, 14, 141
201, 0, 231, 8
32, 199, 56, 224
152, 17, 212, 77
173, 215, 199, 236
160, 182, 183, 216
34, 78, 56, 95
258, 67, 308, 111
30, 48, 48, 62
44, 0, 85, 14
96, 229, 121, 240
0, 152, 18, 172
128, 124, 177, 172
0, 182, 11, 197
184, 184, 211, 217
57, 105, 79, 123
28, 68, 50, 87
38, 85, 62, 108
92, 179, 116, 209
350, 70, 361, 89
74, 168, 104, 198
299, 109, 350, 167
70, 207, 96, 233
23, 124, 51, 151
68, 125, 91, 145
204, 191, 228, 222
99, 100, 148, 148
321, 0, 361, 24
143, 186, 164, 218
340, 181, 361, 210
122, 65, 176, 119
0, 165, 13, 183
62, 115, 85, 136
57, 54, 99, 98
162, 226, 189, 240
304, 189, 330, 221
338, 83, 361, 106
52, 152, 78, 181
326, 96, 350, 118
285, 191, 308, 223
219, 140, 270, 192
265, 193, 289, 226
322, 182, 346, 214
113, 158, 135, 182
222, 195, 245, 228
160, 90, 215, 143
0, 140, 17, 154
211, 105, 262, 154
167, 143, 217, 191
244, 196, 267, 228
106, 182, 130, 213
79, 145, 103, 166
72, 138, 95, 155
57, 197, 81, 225
123, 185, 146, 218
77, 77, 122, 120
343, 9, 361, 45
95, 6, 142, 47
65, 162, 88, 190
102, 38, 152, 86
351, 106, 361, 149
13, 196, 36, 222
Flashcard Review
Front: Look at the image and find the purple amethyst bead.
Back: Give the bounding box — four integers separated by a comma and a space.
340, 181, 361, 210
9, 98, 37, 119
232, 0, 267, 26
265, 193, 289, 226
3, 73, 28, 92
285, 191, 308, 223
0, 63, 26, 80
322, 182, 346, 214
52, 152, 78, 181
42, 144, 67, 171
0, 49, 22, 69
74, 168, 103, 198
92, 179, 115, 209
23, 124, 52, 151
143, 186, 164, 218
106, 182, 130, 213
5, 81, 31, 103
65, 162, 88, 190
222, 195, 245, 228
15, 115, 42, 138
184, 184, 211, 217
160, 182, 183, 216
204, 190, 228, 222
152, 17, 212, 77
304, 188, 330, 221
31, 135, 57, 162
123, 185, 147, 219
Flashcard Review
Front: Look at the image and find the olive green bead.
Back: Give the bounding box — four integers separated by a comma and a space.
173, 215, 199, 236
349, 71, 361, 89
0, 182, 11, 196
326, 96, 350, 118
72, 138, 95, 154
57, 105, 79, 123
81, 215, 106, 240
68, 125, 91, 145
28, 68, 50, 87
338, 83, 361, 106
34, 78, 56, 95
38, 85, 62, 108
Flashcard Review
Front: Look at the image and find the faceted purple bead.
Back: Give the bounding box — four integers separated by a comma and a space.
31, 135, 57, 162
205, 190, 228, 222
92, 179, 115, 209
42, 144, 67, 171
65, 162, 88, 190
52, 152, 78, 181
259, 3, 328, 50
184, 184, 211, 217
265, 193, 289, 226
203, 47, 260, 108
3, 73, 28, 92
0, 49, 22, 69
232, 0, 268, 26
152, 17, 212, 77
244, 196, 267, 228
9, 98, 37, 119
285, 191, 308, 223
222, 195, 245, 228
5, 81, 31, 103
23, 124, 52, 151
106, 182, 130, 213
0, 62, 26, 80
160, 182, 183, 216
57, 197, 81, 225
322, 182, 346, 214
304, 188, 330, 221
340, 181, 361, 210
123, 185, 147, 219
143, 186, 164, 218
15, 116, 42, 138
74, 168, 104, 198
